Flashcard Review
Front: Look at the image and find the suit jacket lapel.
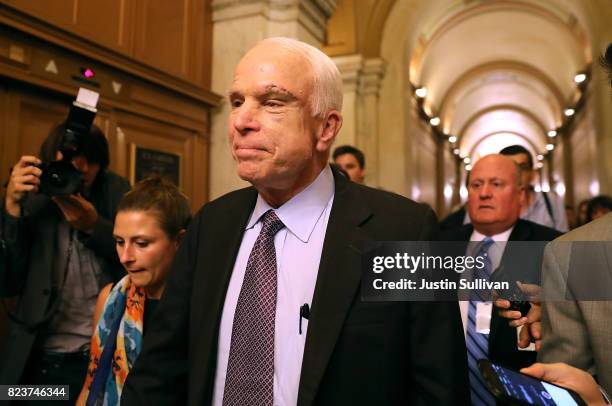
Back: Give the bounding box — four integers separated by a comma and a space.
297, 172, 372, 406
192, 188, 258, 402
508, 220, 531, 241
444, 225, 472, 284
490, 220, 532, 347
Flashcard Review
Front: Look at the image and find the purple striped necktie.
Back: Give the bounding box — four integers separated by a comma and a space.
223, 210, 285, 406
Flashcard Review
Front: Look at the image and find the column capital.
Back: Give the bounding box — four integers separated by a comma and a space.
332, 54, 386, 95
212, 0, 336, 42
359, 58, 386, 96
332, 54, 363, 93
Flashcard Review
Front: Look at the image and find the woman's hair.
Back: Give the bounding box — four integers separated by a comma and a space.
39, 121, 110, 169
117, 176, 192, 238
601, 43, 612, 88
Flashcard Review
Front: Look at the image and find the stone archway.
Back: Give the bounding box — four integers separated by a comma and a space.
326, 0, 612, 215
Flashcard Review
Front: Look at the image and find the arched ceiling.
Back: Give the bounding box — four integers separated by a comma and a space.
440, 62, 564, 134
473, 132, 538, 162
461, 109, 545, 154
409, 0, 590, 160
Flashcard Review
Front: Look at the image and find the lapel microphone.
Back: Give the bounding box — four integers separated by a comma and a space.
299, 303, 310, 335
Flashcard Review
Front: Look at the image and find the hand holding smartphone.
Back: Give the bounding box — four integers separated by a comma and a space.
478, 360, 587, 405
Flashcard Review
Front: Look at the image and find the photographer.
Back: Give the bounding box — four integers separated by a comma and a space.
0, 122, 130, 404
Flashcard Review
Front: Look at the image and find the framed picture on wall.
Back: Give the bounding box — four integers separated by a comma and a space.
130, 144, 181, 187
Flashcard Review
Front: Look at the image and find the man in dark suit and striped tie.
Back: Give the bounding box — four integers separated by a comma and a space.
441, 154, 561, 405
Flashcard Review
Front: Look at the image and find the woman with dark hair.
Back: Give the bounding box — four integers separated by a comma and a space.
77, 177, 191, 406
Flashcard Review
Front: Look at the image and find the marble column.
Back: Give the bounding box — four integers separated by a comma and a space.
333, 54, 385, 185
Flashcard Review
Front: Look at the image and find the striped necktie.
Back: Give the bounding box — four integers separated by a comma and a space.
223, 210, 285, 406
467, 237, 496, 405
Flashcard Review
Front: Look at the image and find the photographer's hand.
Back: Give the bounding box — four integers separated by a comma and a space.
52, 194, 98, 234
5, 156, 42, 217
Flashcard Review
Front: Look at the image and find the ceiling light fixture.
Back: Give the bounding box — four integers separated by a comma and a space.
415, 87, 428, 98
574, 73, 586, 84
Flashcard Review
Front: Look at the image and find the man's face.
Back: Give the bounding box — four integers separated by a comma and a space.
334, 153, 364, 183
467, 155, 524, 235
505, 152, 533, 189
228, 43, 327, 193
56, 151, 100, 189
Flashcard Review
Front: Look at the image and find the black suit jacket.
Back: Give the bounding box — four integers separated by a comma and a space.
439, 206, 466, 231
440, 220, 562, 370
122, 168, 470, 405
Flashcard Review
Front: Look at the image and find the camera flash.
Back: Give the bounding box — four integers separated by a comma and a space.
76, 88, 99, 109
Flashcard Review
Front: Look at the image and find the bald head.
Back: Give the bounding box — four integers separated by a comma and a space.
467, 154, 525, 236
477, 154, 522, 186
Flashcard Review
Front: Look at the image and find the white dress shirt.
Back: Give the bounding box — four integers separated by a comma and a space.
212, 165, 335, 406
523, 191, 568, 232
459, 226, 513, 335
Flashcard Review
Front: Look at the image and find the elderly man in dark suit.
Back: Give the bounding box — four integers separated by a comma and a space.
121, 37, 469, 406
440, 154, 561, 405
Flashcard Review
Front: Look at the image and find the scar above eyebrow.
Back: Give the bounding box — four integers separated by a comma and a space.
227, 85, 300, 104
261, 85, 298, 100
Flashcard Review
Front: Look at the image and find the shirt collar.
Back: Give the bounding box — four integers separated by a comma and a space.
470, 225, 514, 242
246, 165, 335, 243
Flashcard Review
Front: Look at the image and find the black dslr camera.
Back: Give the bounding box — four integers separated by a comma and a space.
39, 88, 99, 196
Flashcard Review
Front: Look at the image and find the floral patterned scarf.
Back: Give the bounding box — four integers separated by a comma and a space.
84, 275, 145, 405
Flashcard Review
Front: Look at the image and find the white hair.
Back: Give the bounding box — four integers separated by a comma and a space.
259, 37, 343, 118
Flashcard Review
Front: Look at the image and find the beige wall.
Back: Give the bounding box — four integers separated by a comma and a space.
571, 101, 599, 201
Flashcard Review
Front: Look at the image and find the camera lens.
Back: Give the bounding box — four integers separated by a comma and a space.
39, 160, 82, 196
50, 173, 66, 187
